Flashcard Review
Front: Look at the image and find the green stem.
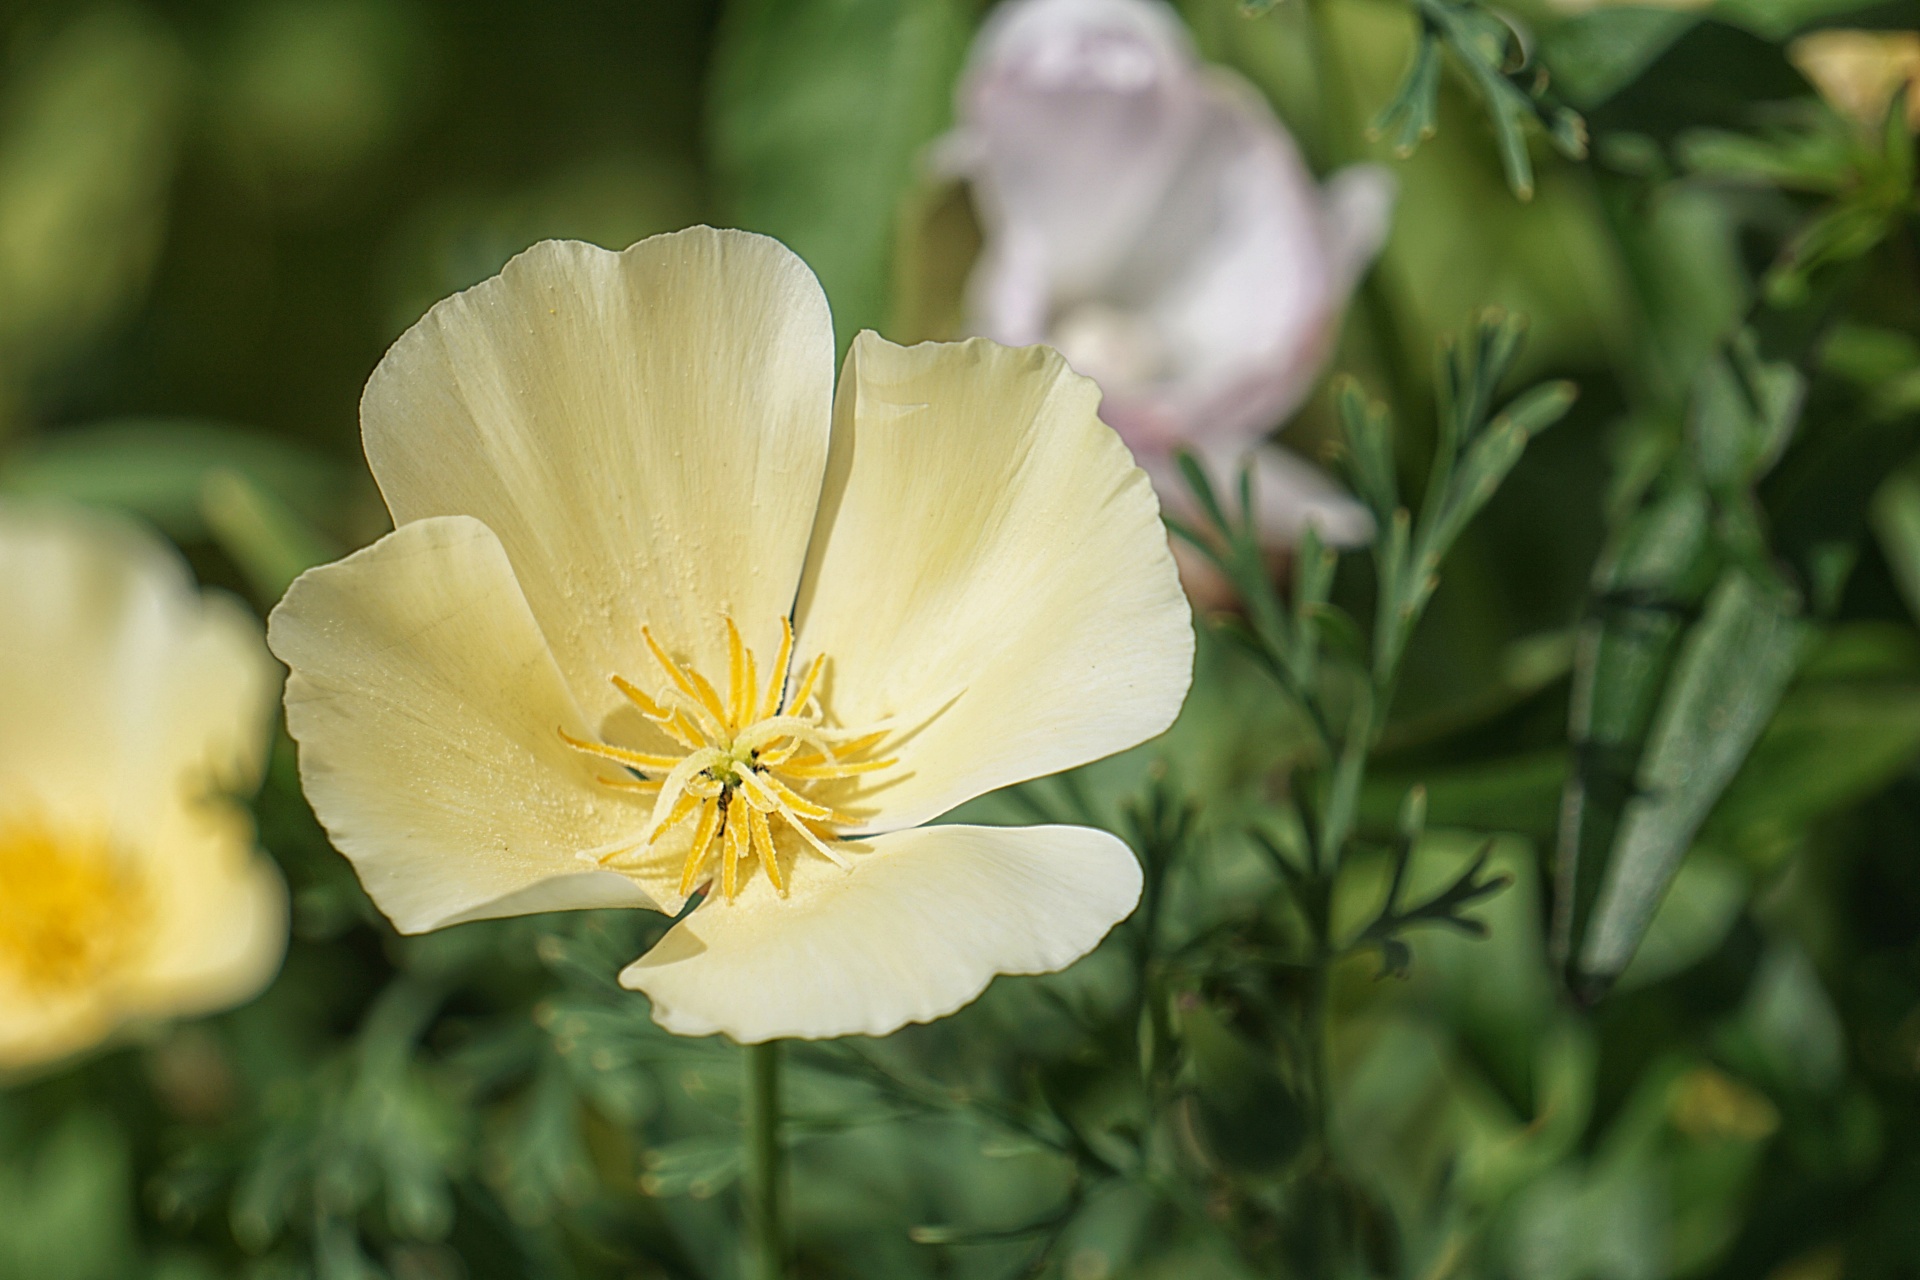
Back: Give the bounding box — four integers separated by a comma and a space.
1305, 959, 1334, 1149
745, 1040, 786, 1280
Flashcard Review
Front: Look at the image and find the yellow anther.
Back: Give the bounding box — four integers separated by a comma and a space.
757, 741, 799, 768
643, 627, 700, 701
678, 799, 721, 896
755, 772, 836, 822
611, 673, 668, 719
780, 756, 896, 779
762, 617, 794, 721
647, 791, 703, 845
557, 727, 683, 772
788, 653, 827, 715
748, 807, 785, 895
724, 617, 748, 729
663, 708, 706, 749
612, 675, 703, 749
684, 665, 729, 728
829, 730, 888, 758
595, 774, 663, 793
722, 807, 747, 900
578, 620, 890, 901
594, 843, 638, 866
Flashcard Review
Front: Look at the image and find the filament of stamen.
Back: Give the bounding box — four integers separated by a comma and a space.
678, 799, 721, 895
557, 728, 682, 772
761, 619, 794, 720
789, 653, 826, 715
721, 806, 746, 899
748, 807, 784, 893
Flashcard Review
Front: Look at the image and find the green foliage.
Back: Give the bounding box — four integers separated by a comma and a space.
707, 0, 971, 349
1368, 0, 1587, 198
1579, 571, 1812, 982
4, 0, 1920, 1276
0, 1111, 138, 1280
0, 7, 184, 433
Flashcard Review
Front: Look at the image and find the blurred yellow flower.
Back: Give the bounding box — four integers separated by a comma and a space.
269, 227, 1192, 1044
0, 504, 285, 1071
1790, 30, 1920, 132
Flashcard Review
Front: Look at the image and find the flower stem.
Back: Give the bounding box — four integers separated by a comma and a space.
1304, 958, 1334, 1154
744, 1039, 786, 1280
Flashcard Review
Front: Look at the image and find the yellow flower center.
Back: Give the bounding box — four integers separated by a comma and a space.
0, 816, 148, 999
560, 618, 891, 902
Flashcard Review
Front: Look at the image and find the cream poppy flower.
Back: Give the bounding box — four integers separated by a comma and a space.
0, 503, 285, 1071
944, 0, 1393, 549
267, 227, 1192, 1044
1789, 30, 1920, 132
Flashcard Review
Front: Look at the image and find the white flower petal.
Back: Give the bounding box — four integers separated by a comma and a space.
621, 823, 1142, 1041
1125, 73, 1350, 447
965, 221, 1055, 349
793, 334, 1192, 832
0, 989, 116, 1074
269, 515, 660, 932
360, 228, 835, 724
125, 804, 287, 1019
955, 1, 1396, 456
955, 0, 1207, 299
0, 503, 274, 828
1320, 163, 1398, 297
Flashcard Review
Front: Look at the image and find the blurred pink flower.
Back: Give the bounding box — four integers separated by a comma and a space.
943, 0, 1394, 548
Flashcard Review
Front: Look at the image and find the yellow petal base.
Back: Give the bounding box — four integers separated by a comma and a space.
0, 817, 149, 1001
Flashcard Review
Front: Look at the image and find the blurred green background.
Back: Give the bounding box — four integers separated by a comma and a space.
5, 0, 1920, 1277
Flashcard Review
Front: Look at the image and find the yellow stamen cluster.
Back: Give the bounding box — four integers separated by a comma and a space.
561, 618, 891, 901
0, 817, 147, 998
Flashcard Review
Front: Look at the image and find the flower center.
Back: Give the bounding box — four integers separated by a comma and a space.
0, 816, 148, 999
561, 618, 891, 902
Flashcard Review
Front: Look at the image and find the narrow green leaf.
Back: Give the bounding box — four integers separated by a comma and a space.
1573, 486, 1716, 745
1373, 34, 1443, 157
1334, 376, 1397, 519
1500, 380, 1579, 436
638, 1135, 745, 1200
0, 418, 343, 539
1578, 571, 1811, 982
1320, 686, 1375, 871
1486, 94, 1536, 202
1885, 83, 1914, 189
1399, 784, 1428, 842
1871, 468, 1920, 624
1372, 506, 1414, 680
1419, 420, 1527, 572
1174, 448, 1231, 538
1289, 523, 1334, 694
1555, 481, 1717, 968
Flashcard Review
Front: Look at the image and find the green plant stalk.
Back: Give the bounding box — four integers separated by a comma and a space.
745, 1040, 786, 1280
